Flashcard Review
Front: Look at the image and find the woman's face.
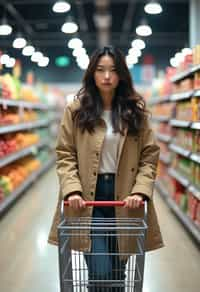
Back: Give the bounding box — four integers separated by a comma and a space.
94, 55, 120, 95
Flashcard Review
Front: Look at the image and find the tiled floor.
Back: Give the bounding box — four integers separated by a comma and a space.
0, 166, 199, 292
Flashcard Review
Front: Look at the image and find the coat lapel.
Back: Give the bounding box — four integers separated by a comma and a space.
116, 126, 128, 170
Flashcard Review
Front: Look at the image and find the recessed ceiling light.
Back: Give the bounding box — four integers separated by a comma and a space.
131, 39, 146, 50
0, 18, 12, 35
68, 38, 83, 49
144, 1, 163, 15
0, 54, 10, 65
61, 21, 78, 34
31, 51, 43, 62
52, 1, 71, 13
136, 23, 152, 37
5, 57, 16, 68
22, 45, 35, 56
13, 35, 27, 49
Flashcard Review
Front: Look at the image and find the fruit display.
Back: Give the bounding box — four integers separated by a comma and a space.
0, 108, 39, 126
0, 150, 54, 201
0, 156, 41, 195
0, 133, 40, 158
0, 73, 21, 100
20, 85, 40, 103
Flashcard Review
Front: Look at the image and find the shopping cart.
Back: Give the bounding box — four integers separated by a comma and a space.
58, 200, 148, 292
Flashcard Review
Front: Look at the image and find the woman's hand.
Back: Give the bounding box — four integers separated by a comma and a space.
123, 194, 144, 209
67, 194, 86, 209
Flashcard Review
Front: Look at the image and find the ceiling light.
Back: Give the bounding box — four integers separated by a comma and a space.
170, 57, 179, 68
128, 48, 142, 58
78, 62, 89, 70
38, 57, 50, 67
31, 51, 43, 62
126, 55, 138, 65
0, 18, 12, 35
5, 57, 16, 68
175, 52, 184, 63
72, 47, 86, 57
182, 47, 192, 56
22, 45, 35, 56
13, 35, 27, 49
131, 39, 146, 50
127, 63, 134, 69
68, 38, 83, 49
61, 20, 78, 34
0, 54, 10, 65
52, 1, 71, 13
136, 21, 152, 37
144, 1, 163, 15
76, 55, 89, 64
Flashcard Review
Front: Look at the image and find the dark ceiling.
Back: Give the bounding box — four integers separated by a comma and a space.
0, 0, 189, 82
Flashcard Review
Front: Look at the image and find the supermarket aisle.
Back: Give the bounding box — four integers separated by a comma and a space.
0, 167, 200, 292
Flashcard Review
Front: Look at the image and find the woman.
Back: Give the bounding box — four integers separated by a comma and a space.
48, 46, 164, 291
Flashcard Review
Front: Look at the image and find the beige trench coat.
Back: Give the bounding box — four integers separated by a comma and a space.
48, 99, 164, 253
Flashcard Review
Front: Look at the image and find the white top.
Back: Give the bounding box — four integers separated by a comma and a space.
98, 110, 120, 174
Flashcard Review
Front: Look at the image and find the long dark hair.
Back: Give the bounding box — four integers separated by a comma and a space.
73, 46, 148, 136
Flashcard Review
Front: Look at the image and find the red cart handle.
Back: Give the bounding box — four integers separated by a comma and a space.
64, 200, 144, 207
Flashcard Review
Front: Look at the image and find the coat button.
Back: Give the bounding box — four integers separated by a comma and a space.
131, 168, 135, 172
93, 172, 97, 176
96, 152, 99, 156
91, 192, 94, 196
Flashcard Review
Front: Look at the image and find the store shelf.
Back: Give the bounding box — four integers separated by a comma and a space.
190, 153, 200, 164
159, 153, 171, 165
0, 98, 50, 110
156, 180, 200, 244
155, 180, 170, 198
194, 89, 200, 97
0, 156, 55, 216
171, 64, 200, 83
191, 122, 200, 130
170, 90, 194, 102
151, 116, 170, 123
0, 119, 50, 134
169, 119, 191, 128
168, 168, 190, 187
0, 139, 49, 168
148, 96, 170, 106
188, 184, 200, 201
169, 143, 191, 158
156, 133, 172, 143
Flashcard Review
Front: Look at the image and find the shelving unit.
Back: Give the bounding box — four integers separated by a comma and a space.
0, 156, 55, 216
149, 61, 200, 243
0, 119, 51, 134
0, 97, 53, 110
0, 92, 59, 215
0, 139, 49, 168
170, 64, 200, 83
156, 180, 200, 244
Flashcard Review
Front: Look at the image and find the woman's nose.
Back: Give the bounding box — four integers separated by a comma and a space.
104, 71, 110, 79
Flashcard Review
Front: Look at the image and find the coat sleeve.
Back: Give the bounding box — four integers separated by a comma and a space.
56, 106, 83, 199
130, 117, 160, 200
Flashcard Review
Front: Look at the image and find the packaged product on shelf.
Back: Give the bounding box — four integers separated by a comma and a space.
193, 130, 200, 153
194, 72, 200, 89
191, 161, 200, 187
187, 190, 198, 221
0, 74, 21, 100
176, 101, 192, 121
179, 192, 188, 213
195, 201, 200, 227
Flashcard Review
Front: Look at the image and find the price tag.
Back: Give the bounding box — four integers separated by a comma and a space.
2, 100, 7, 111
31, 146, 38, 155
